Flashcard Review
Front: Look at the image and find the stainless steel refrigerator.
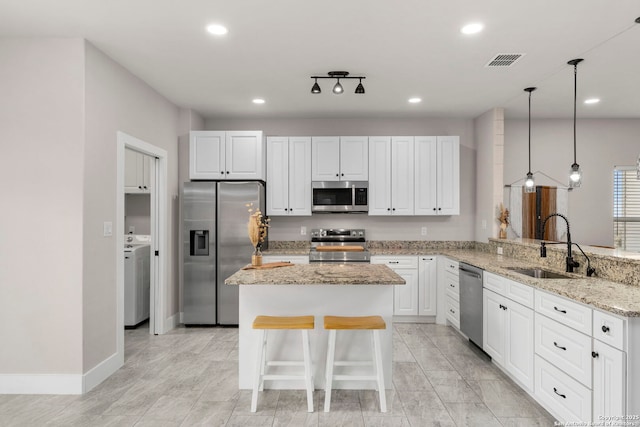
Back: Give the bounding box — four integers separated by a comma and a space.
182, 181, 265, 325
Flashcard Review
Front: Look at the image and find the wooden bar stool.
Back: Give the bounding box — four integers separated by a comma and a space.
251, 315, 315, 413
323, 315, 387, 413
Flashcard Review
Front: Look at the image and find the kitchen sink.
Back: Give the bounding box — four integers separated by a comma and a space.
506, 267, 573, 279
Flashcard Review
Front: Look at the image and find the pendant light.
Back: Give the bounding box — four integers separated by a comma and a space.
310, 71, 366, 95
568, 58, 584, 188
332, 78, 344, 94
311, 78, 321, 94
524, 87, 537, 193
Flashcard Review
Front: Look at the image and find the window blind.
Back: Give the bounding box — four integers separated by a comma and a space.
614, 167, 640, 252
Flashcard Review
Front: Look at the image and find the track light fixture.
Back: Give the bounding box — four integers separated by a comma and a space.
567, 58, 584, 188
524, 87, 536, 193
310, 71, 366, 95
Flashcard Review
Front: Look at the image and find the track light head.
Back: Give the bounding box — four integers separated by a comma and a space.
332, 79, 344, 94
311, 78, 321, 94
355, 78, 365, 94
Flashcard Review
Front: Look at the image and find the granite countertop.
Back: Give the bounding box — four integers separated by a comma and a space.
225, 264, 406, 286
439, 249, 640, 318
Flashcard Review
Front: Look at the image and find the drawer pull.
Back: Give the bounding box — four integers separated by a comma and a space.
601, 325, 610, 333
592, 351, 599, 358
450, 264, 456, 269
389, 261, 399, 264
553, 342, 567, 351
499, 304, 507, 311
553, 387, 566, 399
449, 309, 455, 314
449, 284, 455, 288
553, 306, 567, 314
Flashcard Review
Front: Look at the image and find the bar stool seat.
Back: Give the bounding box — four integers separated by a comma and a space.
251, 315, 315, 413
323, 315, 387, 413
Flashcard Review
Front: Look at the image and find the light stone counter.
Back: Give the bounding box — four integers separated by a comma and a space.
225, 263, 406, 286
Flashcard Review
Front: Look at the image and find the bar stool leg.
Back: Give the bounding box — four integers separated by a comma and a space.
301, 330, 314, 412
324, 329, 337, 412
251, 329, 267, 412
372, 329, 387, 413
259, 330, 268, 392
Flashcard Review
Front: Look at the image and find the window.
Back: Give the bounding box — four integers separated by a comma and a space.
613, 166, 640, 252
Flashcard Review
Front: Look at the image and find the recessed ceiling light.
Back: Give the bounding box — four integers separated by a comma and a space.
584, 98, 600, 104
408, 97, 422, 104
252, 98, 265, 104
206, 24, 228, 36
461, 22, 484, 35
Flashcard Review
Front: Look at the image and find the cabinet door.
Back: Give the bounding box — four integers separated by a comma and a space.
190, 131, 226, 179
266, 137, 290, 216
483, 289, 506, 365
368, 137, 392, 215
226, 131, 264, 180
340, 136, 368, 180
393, 268, 419, 316
437, 136, 460, 215
311, 136, 340, 181
391, 136, 414, 215
592, 340, 626, 421
505, 300, 534, 392
124, 149, 142, 192
418, 257, 437, 316
288, 137, 312, 216
141, 155, 152, 191
414, 136, 438, 215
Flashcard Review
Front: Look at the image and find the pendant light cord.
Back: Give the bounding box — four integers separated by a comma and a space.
528, 90, 532, 172
573, 62, 577, 164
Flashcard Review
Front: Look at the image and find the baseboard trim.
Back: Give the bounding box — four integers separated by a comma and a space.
163, 312, 179, 334
0, 374, 83, 395
83, 351, 122, 394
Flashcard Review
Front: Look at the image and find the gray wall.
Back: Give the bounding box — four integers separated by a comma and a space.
504, 118, 640, 247
125, 194, 151, 235
205, 117, 477, 241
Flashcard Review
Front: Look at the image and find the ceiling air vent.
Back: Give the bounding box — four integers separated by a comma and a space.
485, 53, 525, 68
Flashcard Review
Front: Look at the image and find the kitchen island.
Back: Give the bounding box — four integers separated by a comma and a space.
225, 263, 405, 390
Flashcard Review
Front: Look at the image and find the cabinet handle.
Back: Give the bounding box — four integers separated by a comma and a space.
553, 341, 567, 351
387, 208, 391, 211
449, 284, 455, 288
433, 208, 436, 211
438, 207, 442, 211
592, 351, 599, 358
341, 173, 344, 176
450, 264, 455, 269
422, 258, 433, 261
553, 306, 567, 314
389, 261, 399, 264
392, 208, 396, 211
143, 186, 147, 189
220, 171, 224, 175
226, 171, 230, 174
499, 304, 507, 310
553, 387, 566, 399
601, 325, 610, 333
449, 309, 455, 314
336, 174, 339, 177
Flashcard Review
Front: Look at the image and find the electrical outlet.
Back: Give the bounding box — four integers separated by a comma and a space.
497, 247, 503, 255
129, 226, 135, 234
481, 219, 487, 230
300, 226, 307, 235
103, 221, 113, 237
421, 227, 427, 236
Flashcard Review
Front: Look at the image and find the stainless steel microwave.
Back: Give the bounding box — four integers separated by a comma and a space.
311, 181, 368, 213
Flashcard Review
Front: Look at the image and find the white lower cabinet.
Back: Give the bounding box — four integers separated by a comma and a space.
592, 339, 626, 421
418, 257, 437, 316
483, 288, 534, 391
535, 355, 592, 422
371, 256, 418, 316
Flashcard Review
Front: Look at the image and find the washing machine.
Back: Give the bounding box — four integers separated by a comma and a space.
124, 236, 151, 327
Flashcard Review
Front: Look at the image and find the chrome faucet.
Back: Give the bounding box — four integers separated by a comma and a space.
540, 213, 595, 276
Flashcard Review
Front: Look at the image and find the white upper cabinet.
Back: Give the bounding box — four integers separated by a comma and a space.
190, 131, 264, 180
415, 136, 459, 215
369, 136, 414, 215
266, 136, 312, 216
125, 148, 151, 193
311, 136, 368, 181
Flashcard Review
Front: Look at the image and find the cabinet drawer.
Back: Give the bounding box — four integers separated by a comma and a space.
371, 256, 418, 269
535, 290, 592, 335
535, 313, 592, 387
483, 271, 506, 294
262, 255, 309, 265
445, 295, 460, 328
535, 355, 592, 423
593, 310, 625, 351
443, 259, 459, 275
444, 273, 459, 301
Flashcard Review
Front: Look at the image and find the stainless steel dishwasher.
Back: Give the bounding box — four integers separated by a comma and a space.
459, 262, 484, 348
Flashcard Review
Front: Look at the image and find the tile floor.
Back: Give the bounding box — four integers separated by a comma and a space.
0, 322, 556, 426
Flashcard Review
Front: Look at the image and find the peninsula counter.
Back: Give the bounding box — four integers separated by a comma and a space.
226, 263, 405, 390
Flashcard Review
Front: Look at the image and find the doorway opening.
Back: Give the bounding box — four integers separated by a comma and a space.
116, 132, 168, 363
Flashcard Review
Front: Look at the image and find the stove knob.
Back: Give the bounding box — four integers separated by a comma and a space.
320, 230, 327, 237
358, 231, 364, 236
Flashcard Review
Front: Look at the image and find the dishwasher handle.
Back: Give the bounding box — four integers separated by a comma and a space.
459, 267, 482, 280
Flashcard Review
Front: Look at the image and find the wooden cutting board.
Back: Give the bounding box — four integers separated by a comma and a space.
315, 245, 364, 252
242, 262, 295, 270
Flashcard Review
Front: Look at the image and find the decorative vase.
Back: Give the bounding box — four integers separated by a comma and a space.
251, 247, 263, 267
499, 228, 507, 239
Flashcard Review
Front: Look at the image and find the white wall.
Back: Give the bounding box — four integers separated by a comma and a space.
205, 117, 477, 241
504, 118, 640, 246
0, 39, 85, 375
83, 41, 180, 371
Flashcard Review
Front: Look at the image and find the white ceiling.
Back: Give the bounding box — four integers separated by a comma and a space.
1, 0, 639, 119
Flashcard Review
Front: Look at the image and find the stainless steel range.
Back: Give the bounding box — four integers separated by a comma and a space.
309, 228, 370, 263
